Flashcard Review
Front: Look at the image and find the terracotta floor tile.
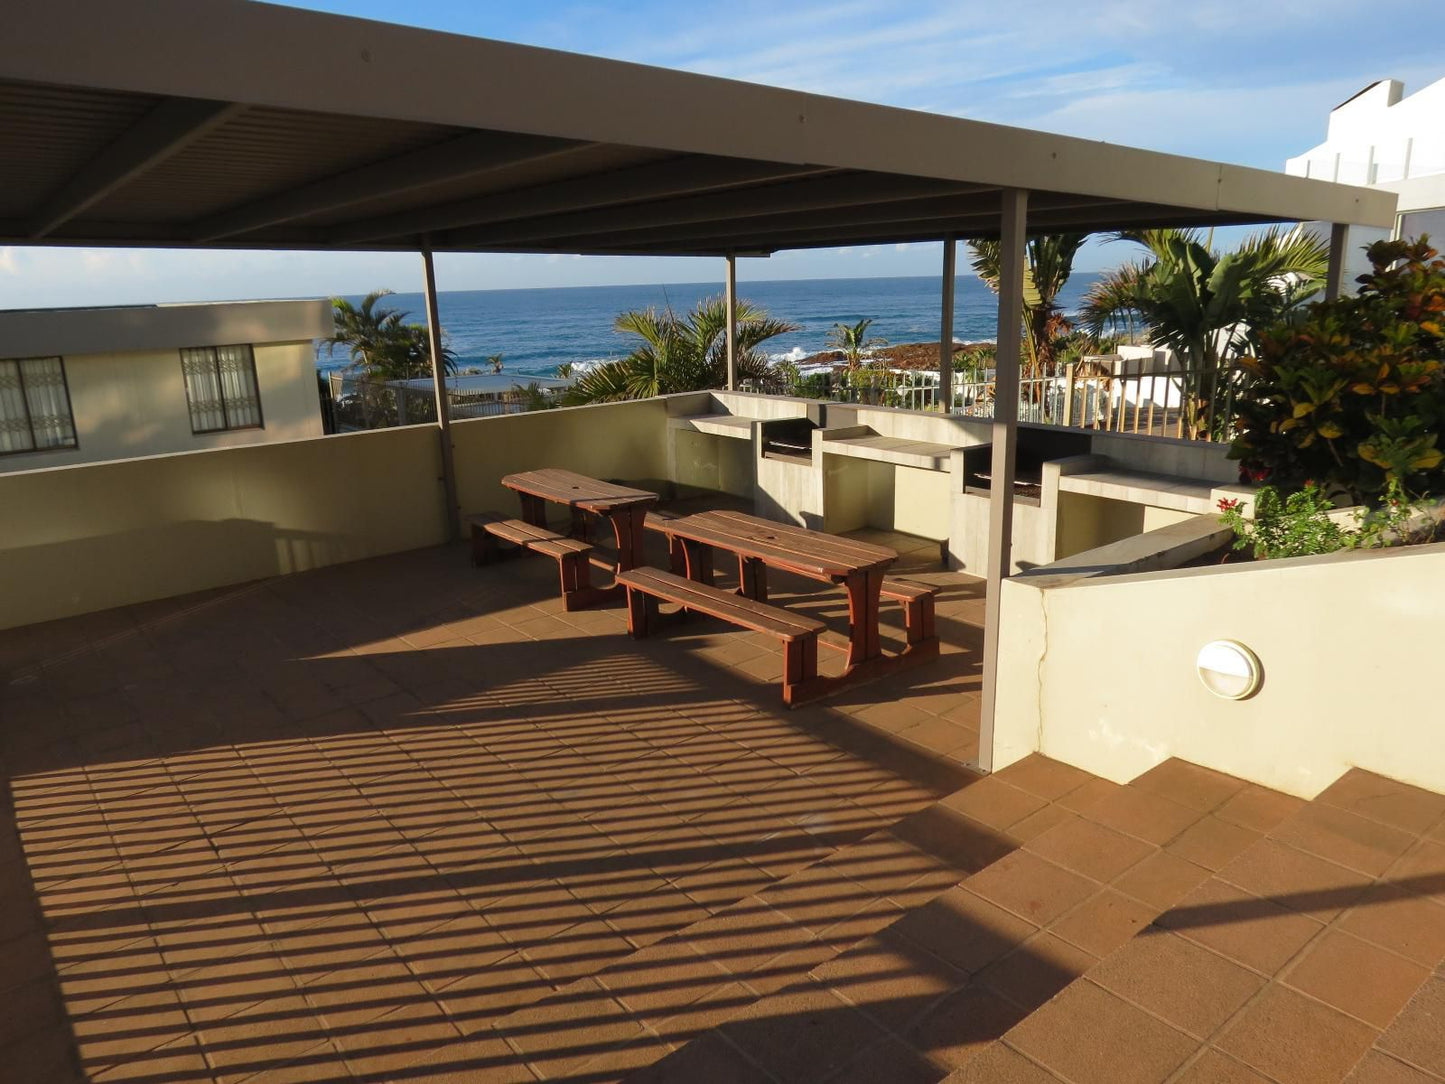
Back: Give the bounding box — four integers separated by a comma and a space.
813, 934, 964, 1034
1112, 850, 1214, 910
1004, 803, 1080, 845
494, 978, 646, 1080
1344, 1050, 1444, 1084
1272, 802, 1419, 878
1338, 884, 1445, 967
886, 887, 1037, 976
823, 1033, 944, 1084
942, 1043, 1062, 1082
902, 983, 1026, 1071
1167, 815, 1263, 872
1384, 840, 1445, 906
1285, 929, 1431, 1028
1048, 887, 1156, 957
1217, 983, 1380, 1084
1130, 758, 1248, 814
1172, 1048, 1275, 1083
992, 755, 1094, 803
1318, 770, 1445, 838
975, 932, 1096, 1013
1024, 816, 1155, 884
1069, 785, 1204, 846
1091, 930, 1263, 1037
718, 981, 888, 1084
1006, 979, 1196, 1084
1216, 785, 1307, 834
1376, 973, 1445, 1077
938, 779, 1047, 833
625, 1032, 772, 1084
1156, 877, 1324, 976
964, 851, 1097, 927
1220, 838, 1375, 922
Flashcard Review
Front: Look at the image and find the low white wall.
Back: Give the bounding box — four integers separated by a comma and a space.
993, 542, 1445, 798
0, 425, 444, 631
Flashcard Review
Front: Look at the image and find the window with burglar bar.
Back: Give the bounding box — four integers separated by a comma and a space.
181, 344, 264, 433
0, 356, 78, 455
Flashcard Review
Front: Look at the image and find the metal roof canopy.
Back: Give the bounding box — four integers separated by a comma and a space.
0, 0, 1396, 256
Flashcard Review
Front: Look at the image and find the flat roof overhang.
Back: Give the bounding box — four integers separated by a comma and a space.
0, 0, 1398, 256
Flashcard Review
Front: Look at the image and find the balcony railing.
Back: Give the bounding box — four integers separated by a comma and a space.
743, 359, 1249, 442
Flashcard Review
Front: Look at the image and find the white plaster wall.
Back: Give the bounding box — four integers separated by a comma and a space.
993, 542, 1445, 799
0, 342, 323, 474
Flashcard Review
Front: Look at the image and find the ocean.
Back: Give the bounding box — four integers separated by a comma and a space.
315, 273, 1103, 379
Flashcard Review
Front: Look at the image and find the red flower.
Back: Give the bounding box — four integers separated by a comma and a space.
1218, 497, 1241, 512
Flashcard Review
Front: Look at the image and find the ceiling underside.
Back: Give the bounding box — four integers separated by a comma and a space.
0, 78, 1292, 257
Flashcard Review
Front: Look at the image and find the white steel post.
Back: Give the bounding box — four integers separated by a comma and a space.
939, 234, 957, 412
977, 189, 1028, 774
421, 246, 460, 542
725, 254, 738, 391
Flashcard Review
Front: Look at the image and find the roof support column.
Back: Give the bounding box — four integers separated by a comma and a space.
939, 234, 957, 413
725, 254, 738, 391
421, 247, 460, 542
977, 188, 1028, 774
1325, 222, 1349, 302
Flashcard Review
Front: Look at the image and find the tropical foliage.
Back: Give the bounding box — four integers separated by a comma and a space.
1080, 226, 1329, 437
1228, 236, 1445, 503
326, 290, 457, 380
565, 297, 798, 404
826, 318, 887, 369
969, 233, 1089, 376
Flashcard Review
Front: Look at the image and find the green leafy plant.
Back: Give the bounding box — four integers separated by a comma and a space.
826, 318, 887, 369
1082, 226, 1328, 437
565, 297, 798, 404
1217, 484, 1349, 559
1229, 237, 1445, 503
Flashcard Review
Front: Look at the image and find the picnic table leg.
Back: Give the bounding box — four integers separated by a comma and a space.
681, 541, 715, 586
844, 568, 885, 670
738, 556, 768, 602
518, 493, 548, 528
607, 506, 650, 572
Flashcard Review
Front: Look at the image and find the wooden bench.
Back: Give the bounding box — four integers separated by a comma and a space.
616, 566, 824, 706
880, 577, 940, 646
467, 511, 593, 602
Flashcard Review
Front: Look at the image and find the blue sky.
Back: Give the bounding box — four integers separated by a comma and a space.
4, 0, 1442, 306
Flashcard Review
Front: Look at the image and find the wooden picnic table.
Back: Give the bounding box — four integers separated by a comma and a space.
501, 468, 658, 574
653, 509, 898, 670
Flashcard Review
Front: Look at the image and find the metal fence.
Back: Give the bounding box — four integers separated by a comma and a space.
325, 373, 529, 430
744, 357, 1247, 443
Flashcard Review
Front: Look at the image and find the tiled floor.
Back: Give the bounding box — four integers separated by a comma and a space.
0, 518, 983, 1083
2, 515, 1443, 1083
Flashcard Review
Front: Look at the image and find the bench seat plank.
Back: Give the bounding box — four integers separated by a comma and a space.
617, 568, 823, 640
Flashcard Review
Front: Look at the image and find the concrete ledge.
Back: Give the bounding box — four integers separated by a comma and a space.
668, 413, 755, 439
819, 426, 959, 470
1058, 466, 1217, 513
1018, 513, 1232, 586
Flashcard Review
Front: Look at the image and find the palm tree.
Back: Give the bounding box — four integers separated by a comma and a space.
488, 353, 504, 374
326, 289, 457, 381
968, 233, 1089, 377
566, 297, 798, 404
826, 318, 887, 370
1080, 226, 1328, 436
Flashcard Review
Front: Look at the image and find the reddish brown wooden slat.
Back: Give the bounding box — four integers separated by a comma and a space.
617, 567, 823, 640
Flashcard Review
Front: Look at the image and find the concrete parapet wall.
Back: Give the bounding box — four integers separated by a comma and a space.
993, 541, 1445, 798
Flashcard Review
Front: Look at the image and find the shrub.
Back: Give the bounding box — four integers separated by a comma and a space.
1229, 237, 1445, 504
1218, 484, 1349, 559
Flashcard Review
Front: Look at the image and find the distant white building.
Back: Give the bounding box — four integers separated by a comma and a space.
0, 299, 331, 473
1286, 77, 1445, 284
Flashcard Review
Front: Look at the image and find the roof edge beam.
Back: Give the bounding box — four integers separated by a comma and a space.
26, 97, 244, 239
436, 175, 996, 248
191, 131, 595, 241
327, 156, 837, 245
